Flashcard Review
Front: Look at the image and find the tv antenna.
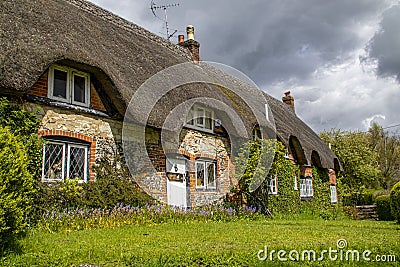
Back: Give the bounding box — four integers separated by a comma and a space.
150, 1, 180, 41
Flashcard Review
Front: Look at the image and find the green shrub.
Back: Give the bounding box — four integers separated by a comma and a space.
342, 190, 374, 206
0, 97, 42, 178
376, 195, 394, 221
80, 176, 152, 209
80, 142, 152, 208
0, 127, 35, 249
390, 181, 400, 223
32, 180, 84, 219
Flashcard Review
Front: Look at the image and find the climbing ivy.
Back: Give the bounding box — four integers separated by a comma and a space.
233, 140, 342, 219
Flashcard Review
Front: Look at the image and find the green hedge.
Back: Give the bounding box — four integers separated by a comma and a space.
375, 195, 394, 221
0, 127, 35, 249
342, 191, 374, 206
390, 181, 400, 223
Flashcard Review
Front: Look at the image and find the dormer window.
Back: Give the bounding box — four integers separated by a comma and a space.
186, 105, 214, 133
48, 65, 90, 107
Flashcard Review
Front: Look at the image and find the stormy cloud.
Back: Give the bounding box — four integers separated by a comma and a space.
89, 0, 400, 133
367, 4, 400, 81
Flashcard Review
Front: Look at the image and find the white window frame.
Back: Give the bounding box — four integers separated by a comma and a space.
195, 160, 216, 189
300, 177, 313, 198
186, 105, 214, 133
330, 185, 338, 204
284, 148, 290, 159
293, 174, 298, 190
42, 140, 89, 183
48, 65, 90, 107
268, 174, 278, 195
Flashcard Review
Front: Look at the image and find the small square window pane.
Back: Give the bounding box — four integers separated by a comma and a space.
293, 175, 298, 190
307, 179, 313, 196
69, 146, 86, 180
187, 108, 194, 125
53, 69, 67, 99
207, 162, 215, 188
73, 75, 86, 103
205, 110, 212, 130
300, 179, 306, 197
43, 143, 64, 180
196, 108, 204, 126
196, 162, 205, 187
269, 175, 277, 194
330, 185, 337, 203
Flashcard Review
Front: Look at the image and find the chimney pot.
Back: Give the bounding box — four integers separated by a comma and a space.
178, 34, 184, 43
282, 91, 295, 112
187, 25, 195, 40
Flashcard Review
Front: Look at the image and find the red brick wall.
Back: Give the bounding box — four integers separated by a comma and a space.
90, 84, 106, 111
147, 144, 166, 173
28, 71, 48, 97
328, 169, 337, 185
300, 165, 313, 177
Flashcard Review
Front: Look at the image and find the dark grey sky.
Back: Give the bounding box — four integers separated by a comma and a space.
89, 0, 400, 133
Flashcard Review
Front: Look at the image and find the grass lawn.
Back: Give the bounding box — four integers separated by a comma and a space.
2, 218, 400, 266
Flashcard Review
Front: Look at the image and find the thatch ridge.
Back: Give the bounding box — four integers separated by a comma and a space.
66, 0, 191, 60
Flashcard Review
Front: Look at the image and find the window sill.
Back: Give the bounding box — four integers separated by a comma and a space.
196, 187, 218, 192
184, 124, 214, 134
26, 94, 110, 118
300, 196, 314, 201
41, 179, 87, 183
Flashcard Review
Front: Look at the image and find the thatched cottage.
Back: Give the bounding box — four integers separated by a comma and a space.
0, 0, 340, 207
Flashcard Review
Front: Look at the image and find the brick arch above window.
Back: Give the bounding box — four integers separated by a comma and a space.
164, 149, 192, 160
163, 149, 217, 162
194, 153, 217, 161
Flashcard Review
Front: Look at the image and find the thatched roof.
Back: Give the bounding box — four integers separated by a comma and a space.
0, 0, 340, 170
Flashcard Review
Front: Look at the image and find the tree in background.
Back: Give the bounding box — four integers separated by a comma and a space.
320, 124, 400, 192
320, 129, 380, 192
368, 123, 400, 189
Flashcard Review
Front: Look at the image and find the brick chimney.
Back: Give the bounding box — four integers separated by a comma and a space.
282, 91, 295, 111
178, 25, 200, 62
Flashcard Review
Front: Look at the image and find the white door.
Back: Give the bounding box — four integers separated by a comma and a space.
166, 158, 189, 208
167, 179, 187, 208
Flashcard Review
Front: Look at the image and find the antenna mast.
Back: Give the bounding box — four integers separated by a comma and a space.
150, 1, 179, 41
